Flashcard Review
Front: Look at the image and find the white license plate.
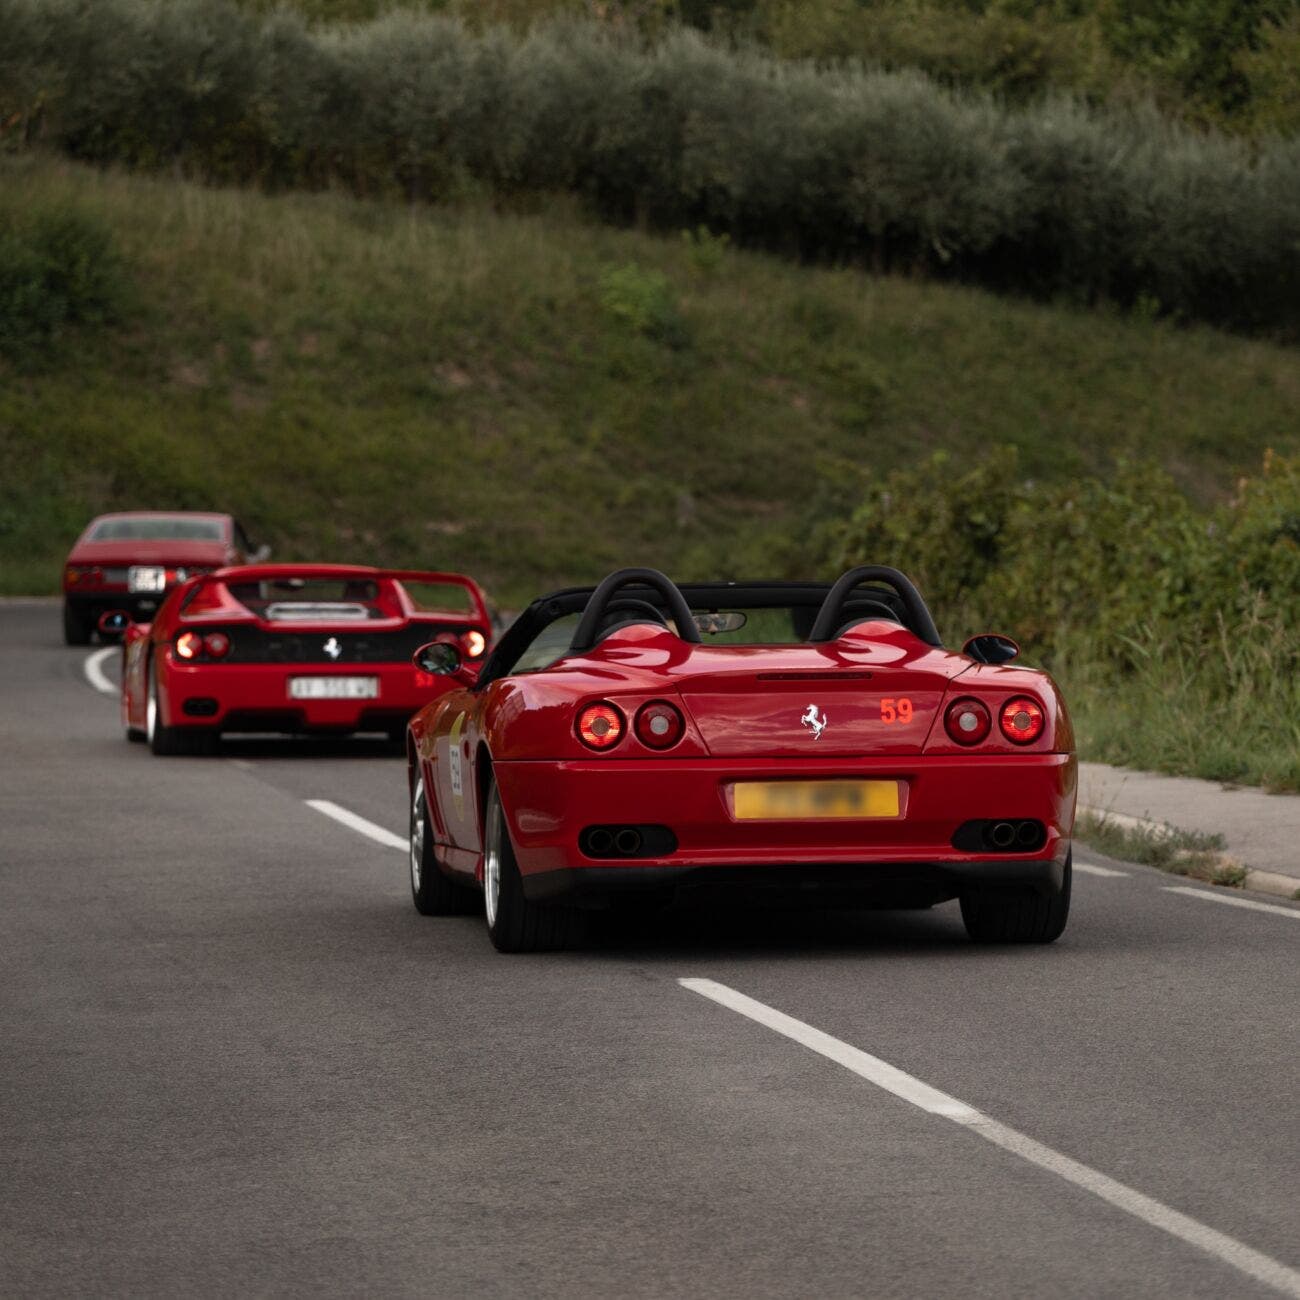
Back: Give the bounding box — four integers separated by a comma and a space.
288, 676, 379, 700
128, 566, 167, 594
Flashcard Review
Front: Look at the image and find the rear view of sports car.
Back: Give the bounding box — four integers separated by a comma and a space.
62, 511, 266, 644
116, 564, 493, 754
406, 565, 1076, 951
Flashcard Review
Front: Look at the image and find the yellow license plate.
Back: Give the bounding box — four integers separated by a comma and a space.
732, 779, 901, 821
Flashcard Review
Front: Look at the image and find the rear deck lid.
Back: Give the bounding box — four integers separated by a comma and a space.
674, 627, 968, 757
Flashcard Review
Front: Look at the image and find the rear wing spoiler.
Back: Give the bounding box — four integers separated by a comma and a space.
188, 564, 493, 628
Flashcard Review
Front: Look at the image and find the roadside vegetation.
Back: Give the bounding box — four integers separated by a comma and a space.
1073, 811, 1246, 887
1, 156, 1297, 790
231, 0, 1300, 139
3, 1, 1298, 336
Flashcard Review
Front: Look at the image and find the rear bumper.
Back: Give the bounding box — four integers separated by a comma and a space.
524, 856, 1067, 907
494, 752, 1076, 902
158, 660, 446, 733
65, 591, 165, 621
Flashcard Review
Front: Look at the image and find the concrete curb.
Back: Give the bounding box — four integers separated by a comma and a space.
1077, 803, 1299, 901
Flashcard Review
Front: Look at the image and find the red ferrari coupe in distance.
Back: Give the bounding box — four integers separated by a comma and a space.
406, 566, 1076, 952
62, 511, 267, 644
113, 564, 493, 754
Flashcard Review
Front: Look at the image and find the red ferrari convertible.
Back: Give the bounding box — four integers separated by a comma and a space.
406, 566, 1076, 951
62, 511, 266, 645
112, 564, 493, 754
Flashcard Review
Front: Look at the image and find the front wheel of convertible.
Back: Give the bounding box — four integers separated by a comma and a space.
960, 851, 1071, 944
409, 775, 479, 916
483, 776, 580, 953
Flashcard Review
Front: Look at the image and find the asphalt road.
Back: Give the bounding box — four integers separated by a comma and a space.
2, 601, 1297, 1298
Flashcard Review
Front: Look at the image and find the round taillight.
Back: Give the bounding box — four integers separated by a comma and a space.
203, 631, 231, 659
944, 697, 991, 746
577, 702, 625, 750
635, 700, 685, 750
464, 629, 487, 659
175, 631, 203, 660
1000, 696, 1045, 745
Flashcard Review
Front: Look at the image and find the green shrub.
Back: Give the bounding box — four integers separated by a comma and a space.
0, 207, 127, 355
599, 262, 690, 346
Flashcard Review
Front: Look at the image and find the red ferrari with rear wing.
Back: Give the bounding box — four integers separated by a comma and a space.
405, 566, 1077, 951
113, 564, 493, 754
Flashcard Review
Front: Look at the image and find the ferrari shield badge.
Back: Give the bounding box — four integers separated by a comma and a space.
801, 704, 828, 740
323, 636, 342, 660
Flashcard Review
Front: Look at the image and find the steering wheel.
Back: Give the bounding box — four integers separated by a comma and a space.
807, 565, 943, 647
595, 597, 670, 640
570, 568, 702, 652
835, 598, 901, 634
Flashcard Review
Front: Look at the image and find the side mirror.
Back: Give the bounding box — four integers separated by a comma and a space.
413, 640, 462, 675
962, 633, 1020, 665
97, 610, 132, 636
252, 544, 272, 563
412, 635, 480, 685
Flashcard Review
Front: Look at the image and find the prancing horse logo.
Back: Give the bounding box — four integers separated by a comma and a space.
323, 636, 342, 661
801, 704, 828, 740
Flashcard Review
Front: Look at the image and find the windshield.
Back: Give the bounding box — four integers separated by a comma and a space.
89, 516, 225, 543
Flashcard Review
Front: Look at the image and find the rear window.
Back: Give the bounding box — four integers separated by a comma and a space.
226, 578, 388, 621
89, 516, 225, 542
400, 580, 474, 616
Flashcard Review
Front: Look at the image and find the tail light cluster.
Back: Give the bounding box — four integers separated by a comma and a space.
65, 565, 104, 588
462, 629, 487, 659
944, 695, 1046, 747
174, 630, 233, 661
576, 700, 685, 753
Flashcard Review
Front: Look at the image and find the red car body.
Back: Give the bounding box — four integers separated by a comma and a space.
118, 563, 493, 754
407, 567, 1076, 950
62, 511, 261, 644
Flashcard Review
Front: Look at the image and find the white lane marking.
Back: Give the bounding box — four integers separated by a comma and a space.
1075, 860, 1129, 877
84, 647, 118, 695
680, 978, 1300, 1299
305, 799, 406, 851
679, 977, 979, 1119
1164, 886, 1300, 920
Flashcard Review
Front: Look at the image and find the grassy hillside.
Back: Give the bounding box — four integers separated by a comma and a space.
2, 154, 1297, 609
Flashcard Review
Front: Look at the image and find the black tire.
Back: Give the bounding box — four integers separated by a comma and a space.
960, 852, 1072, 944
146, 658, 216, 756
63, 602, 92, 646
409, 775, 479, 916
483, 777, 581, 953
127, 727, 146, 744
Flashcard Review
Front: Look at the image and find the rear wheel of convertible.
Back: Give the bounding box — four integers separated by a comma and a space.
960, 851, 1071, 944
63, 602, 92, 646
409, 775, 479, 916
146, 658, 216, 757
483, 776, 581, 953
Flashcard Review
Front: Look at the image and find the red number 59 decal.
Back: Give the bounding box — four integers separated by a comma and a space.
880, 697, 913, 725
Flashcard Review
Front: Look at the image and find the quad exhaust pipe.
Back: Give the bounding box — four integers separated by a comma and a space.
580, 824, 676, 860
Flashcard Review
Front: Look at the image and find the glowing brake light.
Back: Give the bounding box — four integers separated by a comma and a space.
1000, 696, 1045, 744
463, 629, 487, 659
577, 702, 624, 750
635, 700, 685, 750
944, 697, 991, 746
175, 631, 203, 660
